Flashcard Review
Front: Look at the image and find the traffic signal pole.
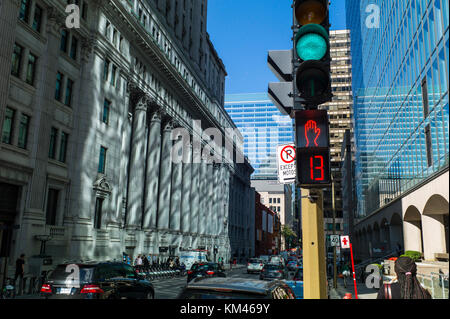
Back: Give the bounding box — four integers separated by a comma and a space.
301, 188, 328, 299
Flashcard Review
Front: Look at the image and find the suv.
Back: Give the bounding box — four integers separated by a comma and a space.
247, 258, 264, 274
40, 262, 155, 299
187, 262, 226, 283
177, 277, 296, 299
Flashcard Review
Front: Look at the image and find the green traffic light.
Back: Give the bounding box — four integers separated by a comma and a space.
296, 33, 327, 61
295, 24, 329, 61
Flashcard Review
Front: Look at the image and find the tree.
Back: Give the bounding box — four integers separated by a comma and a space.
281, 225, 297, 250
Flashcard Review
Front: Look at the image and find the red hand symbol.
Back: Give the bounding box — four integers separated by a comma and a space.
305, 120, 321, 147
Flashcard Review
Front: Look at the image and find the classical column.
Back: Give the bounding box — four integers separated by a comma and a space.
126, 94, 148, 228
143, 110, 162, 229
198, 157, 207, 235
206, 163, 214, 236
213, 164, 220, 236
190, 144, 200, 235
169, 123, 183, 232
181, 141, 192, 234
157, 119, 173, 230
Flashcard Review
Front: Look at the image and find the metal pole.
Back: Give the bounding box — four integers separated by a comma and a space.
332, 176, 337, 289
301, 188, 327, 299
350, 243, 358, 299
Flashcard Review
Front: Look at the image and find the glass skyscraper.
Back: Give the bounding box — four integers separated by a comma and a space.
346, 0, 449, 217
224, 93, 294, 179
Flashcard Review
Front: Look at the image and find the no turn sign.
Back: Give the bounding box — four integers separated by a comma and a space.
277, 144, 296, 184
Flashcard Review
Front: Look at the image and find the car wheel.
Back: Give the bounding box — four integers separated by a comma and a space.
145, 291, 154, 299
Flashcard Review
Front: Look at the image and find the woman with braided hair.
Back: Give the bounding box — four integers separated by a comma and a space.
377, 256, 432, 299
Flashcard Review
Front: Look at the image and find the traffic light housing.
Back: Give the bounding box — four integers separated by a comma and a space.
295, 110, 331, 186
293, 0, 332, 108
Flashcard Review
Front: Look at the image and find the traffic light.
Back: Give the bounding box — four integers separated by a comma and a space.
295, 110, 331, 186
293, 0, 332, 108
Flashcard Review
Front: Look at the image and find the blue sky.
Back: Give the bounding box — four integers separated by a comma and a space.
207, 0, 347, 95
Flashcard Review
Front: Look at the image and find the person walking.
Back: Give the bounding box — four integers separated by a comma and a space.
14, 254, 25, 295
342, 263, 351, 288
135, 254, 143, 271
377, 256, 432, 299
142, 254, 150, 271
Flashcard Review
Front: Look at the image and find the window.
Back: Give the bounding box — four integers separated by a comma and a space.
55, 72, 63, 100
425, 124, 433, 167
19, 0, 30, 23
69, 36, 78, 60
421, 77, 429, 118
17, 114, 30, 149
277, 198, 280, 204
81, 1, 88, 19
60, 30, 68, 53
269, 198, 272, 204
11, 43, 23, 77
59, 132, 68, 163
102, 99, 110, 124
32, 4, 42, 32
65, 78, 73, 106
94, 197, 103, 229
1, 108, 15, 144
98, 146, 107, 173
45, 188, 59, 225
111, 65, 117, 86
103, 59, 110, 81
49, 127, 58, 159
26, 53, 37, 86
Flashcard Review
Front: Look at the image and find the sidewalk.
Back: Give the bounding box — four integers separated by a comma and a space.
329, 277, 379, 299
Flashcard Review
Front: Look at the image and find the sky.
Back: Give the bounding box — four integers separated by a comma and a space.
207, 0, 347, 95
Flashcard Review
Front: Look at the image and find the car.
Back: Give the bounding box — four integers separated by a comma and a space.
187, 262, 226, 283
247, 258, 264, 274
40, 262, 155, 299
287, 260, 301, 271
177, 277, 296, 299
269, 255, 284, 265
259, 263, 288, 281
259, 255, 270, 264
285, 267, 303, 299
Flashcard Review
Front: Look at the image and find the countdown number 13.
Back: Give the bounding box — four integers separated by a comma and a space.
310, 155, 324, 181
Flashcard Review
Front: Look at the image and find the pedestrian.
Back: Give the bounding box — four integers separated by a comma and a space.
142, 254, 150, 271
377, 256, 431, 299
342, 263, 351, 288
14, 254, 25, 295
135, 254, 143, 270
229, 258, 233, 270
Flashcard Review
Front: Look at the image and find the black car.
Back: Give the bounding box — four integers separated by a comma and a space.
259, 263, 288, 281
40, 262, 155, 299
177, 277, 296, 299
187, 262, 226, 283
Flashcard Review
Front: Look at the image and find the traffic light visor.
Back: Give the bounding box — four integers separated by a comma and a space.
295, 24, 328, 61
295, 0, 327, 25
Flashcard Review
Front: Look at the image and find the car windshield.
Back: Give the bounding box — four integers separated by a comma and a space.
249, 259, 261, 264
47, 264, 95, 285
191, 263, 214, 271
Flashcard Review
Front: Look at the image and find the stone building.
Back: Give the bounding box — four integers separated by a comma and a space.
0, 0, 253, 279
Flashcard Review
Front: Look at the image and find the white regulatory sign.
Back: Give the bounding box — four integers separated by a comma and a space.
330, 235, 340, 247
277, 144, 296, 184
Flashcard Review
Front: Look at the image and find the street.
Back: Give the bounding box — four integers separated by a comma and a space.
152, 266, 299, 299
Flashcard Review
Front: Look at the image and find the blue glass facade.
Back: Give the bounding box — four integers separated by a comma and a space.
346, 0, 449, 217
224, 93, 294, 179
